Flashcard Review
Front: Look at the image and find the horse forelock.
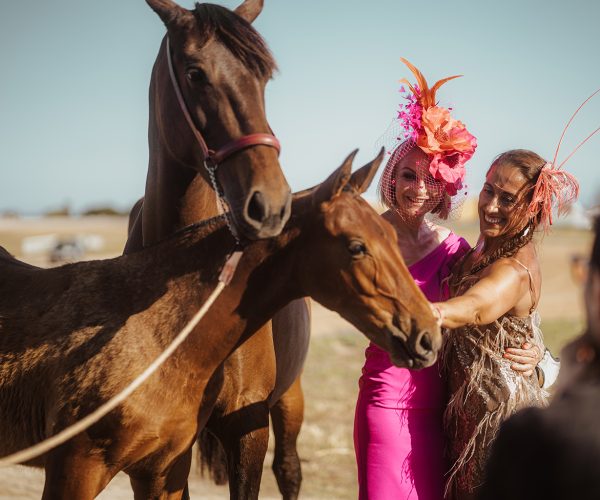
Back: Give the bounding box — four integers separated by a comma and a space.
192, 3, 277, 79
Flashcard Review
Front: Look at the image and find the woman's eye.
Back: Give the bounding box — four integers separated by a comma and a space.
500, 195, 516, 206
402, 172, 416, 181
186, 68, 206, 83
348, 240, 367, 258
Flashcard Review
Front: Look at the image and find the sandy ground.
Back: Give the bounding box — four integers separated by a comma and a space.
0, 216, 592, 498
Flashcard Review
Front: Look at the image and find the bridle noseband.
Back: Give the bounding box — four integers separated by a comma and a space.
166, 38, 281, 170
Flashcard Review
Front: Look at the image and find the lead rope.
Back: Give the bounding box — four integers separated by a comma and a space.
0, 250, 243, 466
205, 161, 242, 247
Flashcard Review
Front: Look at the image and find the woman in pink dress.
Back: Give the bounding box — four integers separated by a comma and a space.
353, 60, 539, 499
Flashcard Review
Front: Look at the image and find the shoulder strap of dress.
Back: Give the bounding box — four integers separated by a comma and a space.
511, 257, 537, 314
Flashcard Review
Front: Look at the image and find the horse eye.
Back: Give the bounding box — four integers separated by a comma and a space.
348, 240, 367, 258
186, 68, 206, 83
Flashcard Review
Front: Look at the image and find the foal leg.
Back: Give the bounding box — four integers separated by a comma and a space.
129, 450, 192, 500
221, 405, 271, 500
206, 325, 276, 499
43, 447, 114, 500
271, 376, 304, 500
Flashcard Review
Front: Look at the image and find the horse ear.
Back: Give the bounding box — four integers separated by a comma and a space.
146, 0, 193, 28
312, 150, 357, 208
234, 0, 264, 23
348, 147, 385, 195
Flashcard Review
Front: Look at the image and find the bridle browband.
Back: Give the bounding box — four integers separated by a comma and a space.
165, 38, 281, 169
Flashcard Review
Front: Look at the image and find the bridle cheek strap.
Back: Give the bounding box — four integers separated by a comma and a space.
166, 38, 281, 168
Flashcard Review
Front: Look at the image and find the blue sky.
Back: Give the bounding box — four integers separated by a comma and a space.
0, 0, 599, 214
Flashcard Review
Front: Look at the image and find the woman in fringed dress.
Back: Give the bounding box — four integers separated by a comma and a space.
435, 149, 579, 499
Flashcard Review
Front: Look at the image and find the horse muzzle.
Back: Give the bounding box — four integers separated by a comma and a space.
235, 187, 292, 239
385, 319, 441, 369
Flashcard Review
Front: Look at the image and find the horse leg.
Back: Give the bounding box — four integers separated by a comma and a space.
42, 447, 113, 500
271, 375, 304, 500
129, 449, 192, 500
221, 407, 271, 500
205, 325, 276, 499
269, 298, 311, 500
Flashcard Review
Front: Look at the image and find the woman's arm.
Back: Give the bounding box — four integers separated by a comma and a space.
433, 259, 530, 329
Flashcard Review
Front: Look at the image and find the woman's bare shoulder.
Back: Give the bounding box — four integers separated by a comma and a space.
484, 243, 539, 287
426, 221, 452, 243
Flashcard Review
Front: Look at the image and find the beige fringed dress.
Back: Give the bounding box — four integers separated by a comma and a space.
441, 259, 549, 500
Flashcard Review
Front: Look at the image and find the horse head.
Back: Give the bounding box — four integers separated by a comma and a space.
146, 0, 291, 240
299, 150, 441, 368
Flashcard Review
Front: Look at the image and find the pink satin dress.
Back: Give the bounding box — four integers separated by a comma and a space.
354, 232, 470, 500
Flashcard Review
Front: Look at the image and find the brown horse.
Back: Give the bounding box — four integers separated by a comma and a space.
125, 0, 291, 254
125, 1, 308, 497
0, 153, 440, 500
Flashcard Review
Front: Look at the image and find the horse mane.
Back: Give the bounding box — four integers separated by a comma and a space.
193, 3, 277, 79
145, 213, 230, 253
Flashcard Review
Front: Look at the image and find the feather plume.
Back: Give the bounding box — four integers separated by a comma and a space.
400, 58, 462, 108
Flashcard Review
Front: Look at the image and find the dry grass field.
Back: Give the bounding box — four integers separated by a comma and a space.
0, 215, 592, 499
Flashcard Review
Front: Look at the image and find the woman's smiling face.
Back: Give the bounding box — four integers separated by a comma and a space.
394, 148, 444, 218
478, 162, 529, 238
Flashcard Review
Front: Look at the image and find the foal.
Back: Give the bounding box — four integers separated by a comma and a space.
0, 152, 439, 499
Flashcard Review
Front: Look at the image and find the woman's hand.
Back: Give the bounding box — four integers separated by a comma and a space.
431, 303, 443, 327
503, 342, 542, 377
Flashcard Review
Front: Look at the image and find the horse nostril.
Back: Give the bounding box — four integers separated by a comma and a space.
247, 191, 267, 223
419, 331, 433, 353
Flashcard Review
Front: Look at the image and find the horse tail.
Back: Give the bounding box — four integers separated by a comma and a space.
197, 427, 229, 485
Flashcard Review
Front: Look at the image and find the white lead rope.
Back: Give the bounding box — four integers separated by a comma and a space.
0, 250, 243, 467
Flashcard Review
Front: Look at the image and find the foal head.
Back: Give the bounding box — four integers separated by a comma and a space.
146, 0, 291, 239
299, 150, 441, 368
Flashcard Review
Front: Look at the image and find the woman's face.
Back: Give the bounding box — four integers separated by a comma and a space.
478, 162, 529, 238
394, 148, 444, 218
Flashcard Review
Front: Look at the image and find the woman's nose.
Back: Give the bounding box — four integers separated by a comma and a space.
485, 196, 499, 212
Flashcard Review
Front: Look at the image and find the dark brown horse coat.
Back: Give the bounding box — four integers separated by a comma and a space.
125, 2, 304, 497
126, 0, 291, 255
0, 155, 440, 500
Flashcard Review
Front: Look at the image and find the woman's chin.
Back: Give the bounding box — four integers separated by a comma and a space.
480, 224, 504, 238
399, 204, 430, 219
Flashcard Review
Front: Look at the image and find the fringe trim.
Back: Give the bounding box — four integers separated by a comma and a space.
441, 311, 549, 497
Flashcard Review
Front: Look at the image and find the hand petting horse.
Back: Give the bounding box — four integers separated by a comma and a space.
0, 151, 440, 499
